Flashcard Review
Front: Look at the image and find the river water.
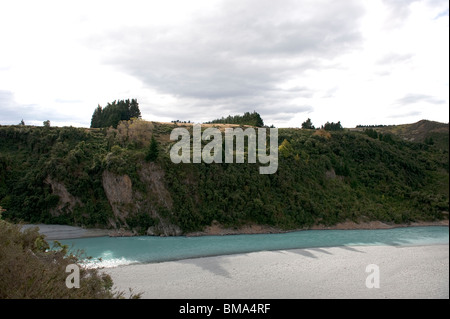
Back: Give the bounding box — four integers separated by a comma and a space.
59, 226, 449, 268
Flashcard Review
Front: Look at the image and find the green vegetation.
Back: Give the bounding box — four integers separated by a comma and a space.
0, 119, 448, 234
363, 128, 395, 143
354, 120, 449, 151
145, 135, 159, 162
322, 121, 343, 131
301, 118, 315, 129
91, 99, 141, 129
0, 125, 115, 227
205, 111, 264, 127
0, 207, 139, 298
161, 126, 448, 231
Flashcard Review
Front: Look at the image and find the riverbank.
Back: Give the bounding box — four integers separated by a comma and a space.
185, 219, 449, 236
104, 243, 449, 299
20, 224, 110, 240
21, 219, 448, 240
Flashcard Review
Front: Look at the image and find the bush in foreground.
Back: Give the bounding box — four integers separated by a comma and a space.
0, 208, 140, 299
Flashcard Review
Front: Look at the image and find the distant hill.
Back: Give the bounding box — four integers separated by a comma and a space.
353, 120, 449, 151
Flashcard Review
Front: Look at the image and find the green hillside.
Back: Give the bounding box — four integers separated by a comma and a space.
0, 120, 448, 235
354, 120, 449, 151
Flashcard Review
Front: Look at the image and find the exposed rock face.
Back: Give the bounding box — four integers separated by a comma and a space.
138, 162, 173, 210
45, 164, 181, 235
44, 176, 82, 216
147, 223, 182, 236
325, 169, 336, 179
102, 171, 134, 227
138, 162, 181, 236
102, 171, 133, 205
101, 164, 181, 235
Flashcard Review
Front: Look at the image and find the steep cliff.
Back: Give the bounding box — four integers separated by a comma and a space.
101, 164, 181, 235
44, 176, 82, 217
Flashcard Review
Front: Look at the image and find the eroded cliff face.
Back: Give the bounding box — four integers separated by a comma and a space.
102, 171, 133, 227
138, 162, 181, 236
100, 163, 181, 235
138, 162, 173, 210
44, 176, 82, 217
44, 163, 181, 235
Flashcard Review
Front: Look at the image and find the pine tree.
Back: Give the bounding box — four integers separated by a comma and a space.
129, 99, 141, 119
90, 105, 103, 128
301, 118, 315, 129
146, 135, 159, 162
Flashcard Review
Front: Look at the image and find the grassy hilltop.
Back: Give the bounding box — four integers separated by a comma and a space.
0, 119, 448, 235
353, 120, 449, 151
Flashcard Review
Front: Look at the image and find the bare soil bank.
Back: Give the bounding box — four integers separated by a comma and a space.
186, 219, 449, 237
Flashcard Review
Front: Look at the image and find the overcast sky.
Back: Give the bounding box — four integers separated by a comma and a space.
0, 0, 448, 128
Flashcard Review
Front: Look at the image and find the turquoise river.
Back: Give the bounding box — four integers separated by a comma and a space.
59, 226, 449, 268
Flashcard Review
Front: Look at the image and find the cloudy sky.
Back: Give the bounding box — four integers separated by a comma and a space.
0, 0, 448, 128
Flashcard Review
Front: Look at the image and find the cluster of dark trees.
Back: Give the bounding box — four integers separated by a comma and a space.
364, 128, 394, 143
301, 118, 343, 131
171, 120, 192, 124
205, 111, 264, 127
356, 124, 388, 128
301, 118, 315, 129
90, 99, 141, 128
322, 121, 343, 131
424, 136, 435, 145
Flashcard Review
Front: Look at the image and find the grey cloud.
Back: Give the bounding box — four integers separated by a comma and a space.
382, 0, 419, 14
382, 0, 420, 26
387, 92, 446, 122
375, 53, 414, 77
388, 110, 422, 119
92, 0, 364, 122
266, 113, 300, 121
376, 53, 414, 65
280, 86, 315, 98
259, 104, 313, 115
322, 86, 338, 98
396, 94, 446, 105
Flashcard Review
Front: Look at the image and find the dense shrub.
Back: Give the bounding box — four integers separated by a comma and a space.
0, 210, 140, 298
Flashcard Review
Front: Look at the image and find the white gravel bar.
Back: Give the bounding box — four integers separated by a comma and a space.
104, 244, 449, 299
